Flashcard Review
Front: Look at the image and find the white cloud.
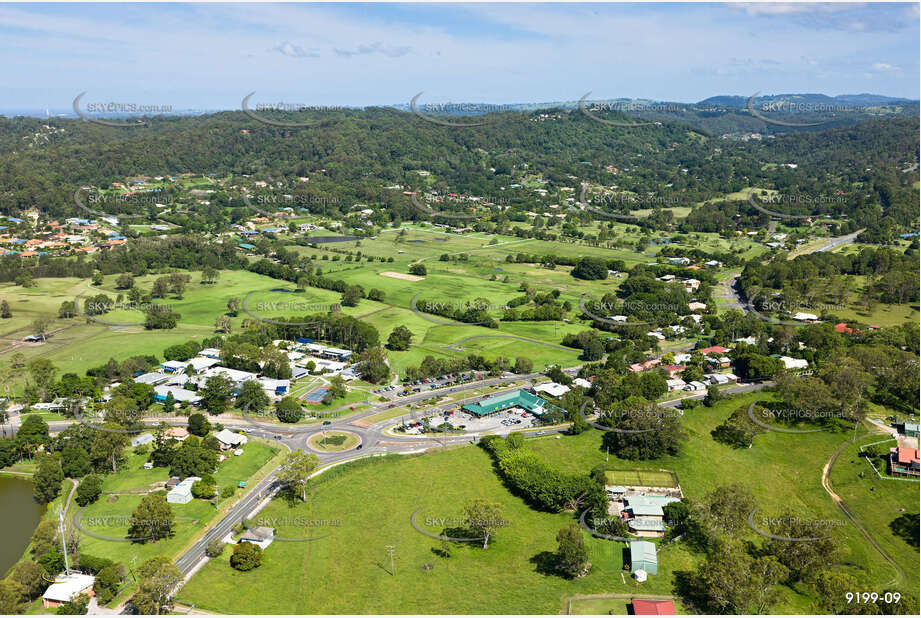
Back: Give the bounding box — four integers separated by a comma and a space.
273, 41, 320, 58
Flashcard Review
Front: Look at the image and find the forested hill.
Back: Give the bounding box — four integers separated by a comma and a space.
0, 107, 917, 237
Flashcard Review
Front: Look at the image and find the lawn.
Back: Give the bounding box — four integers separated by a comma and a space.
177, 391, 918, 614
604, 470, 679, 488
69, 439, 279, 570
178, 450, 697, 614
306, 431, 360, 452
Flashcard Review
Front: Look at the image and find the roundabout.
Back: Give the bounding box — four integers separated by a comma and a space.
306, 430, 362, 452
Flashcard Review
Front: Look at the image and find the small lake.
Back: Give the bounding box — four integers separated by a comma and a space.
0, 476, 45, 575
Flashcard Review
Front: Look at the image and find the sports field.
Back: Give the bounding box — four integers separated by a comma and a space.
604, 469, 679, 488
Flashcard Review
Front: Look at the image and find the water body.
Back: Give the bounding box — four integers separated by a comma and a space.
0, 476, 45, 575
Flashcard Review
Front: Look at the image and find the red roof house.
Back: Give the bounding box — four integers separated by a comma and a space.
834, 323, 853, 334
631, 599, 676, 615
697, 345, 729, 355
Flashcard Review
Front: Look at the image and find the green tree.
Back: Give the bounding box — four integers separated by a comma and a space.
128, 493, 175, 542
8, 561, 46, 600
513, 357, 533, 374
387, 325, 413, 351
90, 427, 129, 474
236, 380, 269, 414
60, 446, 91, 478
409, 263, 427, 276
75, 474, 104, 507
131, 556, 182, 615
555, 524, 589, 577
205, 538, 225, 558
0, 300, 11, 318
571, 257, 609, 280
94, 565, 125, 605
33, 453, 64, 504
187, 413, 211, 437
230, 541, 263, 571
0, 580, 26, 614
357, 346, 390, 384
463, 498, 505, 549
200, 374, 233, 414
274, 396, 304, 423
276, 451, 320, 502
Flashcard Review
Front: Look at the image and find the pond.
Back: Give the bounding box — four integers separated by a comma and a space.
0, 476, 45, 575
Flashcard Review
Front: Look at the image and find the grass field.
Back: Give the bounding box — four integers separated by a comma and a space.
306, 430, 360, 452
178, 392, 919, 614
68, 439, 279, 574
177, 449, 698, 614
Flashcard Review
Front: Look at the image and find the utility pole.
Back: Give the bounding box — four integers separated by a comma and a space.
57, 508, 71, 574
385, 545, 396, 576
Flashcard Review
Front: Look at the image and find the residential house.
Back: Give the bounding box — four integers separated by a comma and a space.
889, 447, 920, 477
214, 428, 248, 451
42, 574, 95, 609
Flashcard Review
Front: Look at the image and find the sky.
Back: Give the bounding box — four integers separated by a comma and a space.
1, 2, 918, 112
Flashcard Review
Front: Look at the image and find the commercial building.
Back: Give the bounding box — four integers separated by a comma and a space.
462, 390, 550, 417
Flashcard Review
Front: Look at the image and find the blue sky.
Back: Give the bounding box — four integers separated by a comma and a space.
1, 2, 918, 111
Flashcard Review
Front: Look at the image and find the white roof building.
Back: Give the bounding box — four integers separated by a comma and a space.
792, 312, 819, 321
160, 360, 187, 373
200, 366, 259, 385
154, 385, 201, 404
199, 348, 222, 359
533, 382, 571, 397
131, 433, 154, 447
780, 356, 809, 370
573, 378, 592, 389
214, 429, 248, 449
42, 573, 95, 608
134, 372, 170, 385
166, 476, 201, 504
188, 356, 220, 373
666, 378, 687, 392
